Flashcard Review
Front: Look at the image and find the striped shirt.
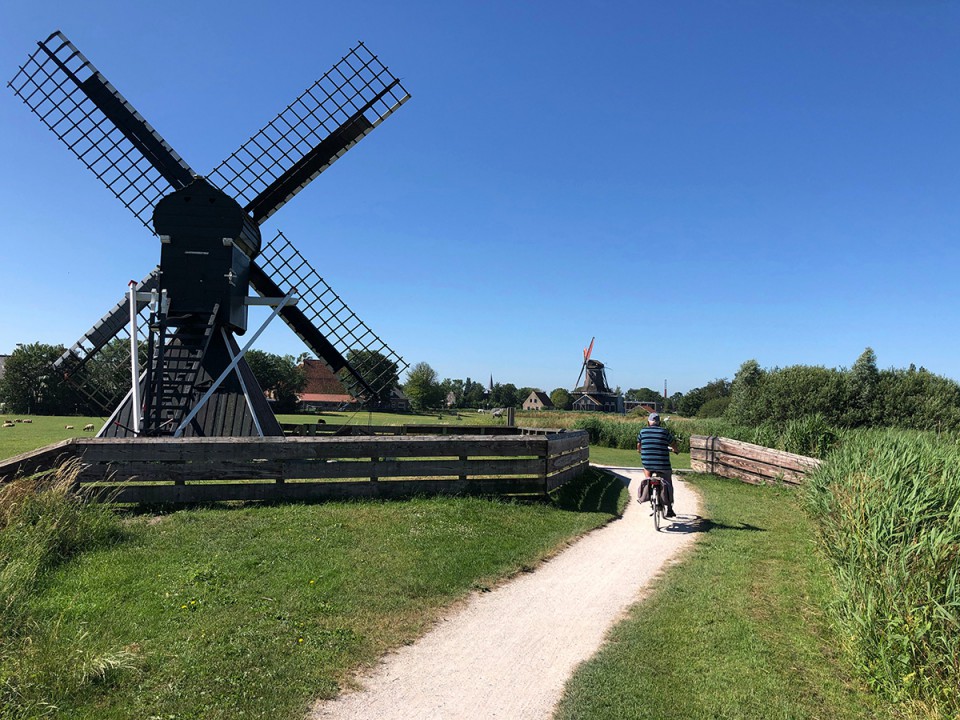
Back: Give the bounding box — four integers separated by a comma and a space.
638, 425, 674, 472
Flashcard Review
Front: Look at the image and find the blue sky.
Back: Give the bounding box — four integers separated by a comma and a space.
1, 0, 958, 395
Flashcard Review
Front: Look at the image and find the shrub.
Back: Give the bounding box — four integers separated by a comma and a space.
695, 396, 730, 418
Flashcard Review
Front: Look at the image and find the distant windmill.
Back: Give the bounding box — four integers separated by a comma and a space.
573, 337, 595, 389
572, 338, 620, 413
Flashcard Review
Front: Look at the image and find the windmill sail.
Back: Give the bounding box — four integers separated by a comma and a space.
251, 231, 406, 401
208, 41, 410, 224
8, 31, 196, 231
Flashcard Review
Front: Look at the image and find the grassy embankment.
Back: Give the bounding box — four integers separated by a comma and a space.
557, 472, 896, 720
0, 460, 626, 719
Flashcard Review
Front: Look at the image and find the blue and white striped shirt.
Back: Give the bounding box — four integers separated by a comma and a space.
638, 426, 674, 472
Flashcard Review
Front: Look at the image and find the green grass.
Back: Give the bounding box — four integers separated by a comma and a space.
2, 468, 626, 719
555, 473, 895, 720
0, 415, 103, 460
588, 445, 691, 470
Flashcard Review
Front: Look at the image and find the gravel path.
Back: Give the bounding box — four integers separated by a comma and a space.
308, 468, 702, 720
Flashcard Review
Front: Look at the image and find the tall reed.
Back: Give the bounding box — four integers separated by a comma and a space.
803, 430, 960, 716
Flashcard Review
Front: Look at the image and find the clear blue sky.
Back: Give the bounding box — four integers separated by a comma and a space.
1, 1, 958, 395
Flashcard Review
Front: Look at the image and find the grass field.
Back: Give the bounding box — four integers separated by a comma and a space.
1, 467, 626, 719
555, 473, 895, 720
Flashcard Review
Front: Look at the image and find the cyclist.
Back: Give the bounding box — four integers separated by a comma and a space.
637, 412, 678, 517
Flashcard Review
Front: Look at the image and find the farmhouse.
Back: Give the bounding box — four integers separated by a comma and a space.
296, 359, 360, 411
522, 391, 554, 411
296, 359, 410, 412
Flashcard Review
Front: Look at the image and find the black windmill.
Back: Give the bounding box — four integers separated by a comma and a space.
8, 31, 411, 438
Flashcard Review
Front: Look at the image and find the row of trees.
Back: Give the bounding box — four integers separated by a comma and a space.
8, 341, 956, 432
0, 342, 311, 416
674, 348, 960, 433
400, 362, 577, 413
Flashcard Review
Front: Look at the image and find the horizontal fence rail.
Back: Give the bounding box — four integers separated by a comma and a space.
690, 435, 821, 486
0, 428, 589, 504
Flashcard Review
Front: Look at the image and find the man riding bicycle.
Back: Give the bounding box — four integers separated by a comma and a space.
637, 412, 678, 517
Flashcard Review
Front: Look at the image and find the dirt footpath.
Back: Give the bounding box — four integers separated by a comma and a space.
308, 469, 703, 720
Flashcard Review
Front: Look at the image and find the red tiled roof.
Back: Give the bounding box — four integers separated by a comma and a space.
300, 359, 349, 395
299, 393, 357, 404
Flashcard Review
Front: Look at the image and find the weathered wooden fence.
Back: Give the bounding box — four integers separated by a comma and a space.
0, 428, 589, 504
690, 435, 821, 486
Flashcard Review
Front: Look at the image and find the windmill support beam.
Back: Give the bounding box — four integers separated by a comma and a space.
128, 281, 142, 435
221, 328, 264, 437
173, 293, 296, 437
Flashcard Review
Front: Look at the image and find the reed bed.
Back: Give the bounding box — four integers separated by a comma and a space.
803, 430, 960, 717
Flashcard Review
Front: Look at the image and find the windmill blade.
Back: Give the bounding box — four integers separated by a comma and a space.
250, 231, 406, 401
53, 268, 159, 413
8, 30, 196, 231
208, 42, 410, 225
574, 337, 594, 389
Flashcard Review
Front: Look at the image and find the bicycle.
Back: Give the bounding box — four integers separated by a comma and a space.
648, 472, 669, 531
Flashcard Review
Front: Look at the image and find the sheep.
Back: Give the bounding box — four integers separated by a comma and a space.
2, 421, 14, 428
14, 419, 23, 423
83, 423, 95, 432
22, 419, 32, 424
64, 425, 75, 430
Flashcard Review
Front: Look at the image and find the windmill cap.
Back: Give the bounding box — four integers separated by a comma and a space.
648, 412, 660, 422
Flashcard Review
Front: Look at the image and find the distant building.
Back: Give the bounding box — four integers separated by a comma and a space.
0, 354, 8, 382
624, 400, 661, 414
522, 390, 554, 411
296, 359, 359, 411
445, 391, 457, 408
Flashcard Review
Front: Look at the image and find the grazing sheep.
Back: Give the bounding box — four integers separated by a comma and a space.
22, 419, 32, 424
83, 423, 95, 432
65, 425, 75, 430
14, 419, 23, 423
2, 422, 14, 428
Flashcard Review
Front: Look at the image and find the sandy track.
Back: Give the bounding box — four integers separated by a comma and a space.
308, 468, 702, 720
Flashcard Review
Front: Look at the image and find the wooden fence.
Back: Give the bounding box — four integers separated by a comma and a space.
689, 435, 821, 486
0, 428, 589, 504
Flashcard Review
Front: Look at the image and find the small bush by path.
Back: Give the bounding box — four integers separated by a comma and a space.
555, 474, 895, 720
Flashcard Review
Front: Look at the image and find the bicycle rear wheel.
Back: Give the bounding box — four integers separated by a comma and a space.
652, 486, 661, 531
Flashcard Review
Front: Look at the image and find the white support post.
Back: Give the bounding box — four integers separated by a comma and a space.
173, 293, 297, 437
127, 280, 142, 435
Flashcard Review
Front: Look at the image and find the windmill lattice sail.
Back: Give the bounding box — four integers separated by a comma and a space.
8, 31, 195, 231
209, 41, 410, 225
9, 30, 410, 436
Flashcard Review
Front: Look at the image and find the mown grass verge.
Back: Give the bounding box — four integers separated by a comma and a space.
555, 473, 895, 720
1, 465, 625, 719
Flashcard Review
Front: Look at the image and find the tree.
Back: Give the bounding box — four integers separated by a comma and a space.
439, 378, 465, 407
461, 378, 486, 408
725, 359, 766, 426
404, 362, 443, 411
489, 382, 519, 409
246, 350, 306, 413
342, 349, 400, 395
626, 387, 662, 403
550, 387, 572, 410
0, 342, 75, 414
845, 347, 880, 427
